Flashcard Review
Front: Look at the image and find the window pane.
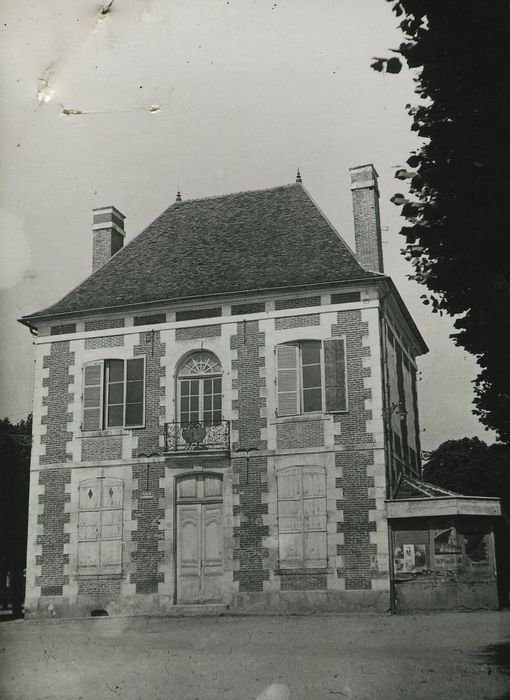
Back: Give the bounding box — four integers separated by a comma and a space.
203, 378, 212, 394
301, 340, 321, 365
126, 358, 144, 380
181, 380, 190, 396
189, 411, 200, 423
213, 377, 221, 392
212, 410, 222, 424
204, 394, 212, 411
302, 364, 321, 389
190, 396, 199, 412
107, 404, 123, 427
125, 402, 143, 426
213, 395, 221, 410
190, 380, 200, 396
107, 360, 124, 382
108, 382, 124, 405
303, 388, 322, 412
126, 380, 143, 403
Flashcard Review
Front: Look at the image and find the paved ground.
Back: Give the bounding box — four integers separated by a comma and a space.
1, 611, 510, 699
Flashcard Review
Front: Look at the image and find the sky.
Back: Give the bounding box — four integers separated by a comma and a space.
0, 0, 495, 450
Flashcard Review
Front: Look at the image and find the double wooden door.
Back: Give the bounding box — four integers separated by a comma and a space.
176, 475, 223, 604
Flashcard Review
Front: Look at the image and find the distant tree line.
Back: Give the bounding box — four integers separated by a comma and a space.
0, 415, 31, 617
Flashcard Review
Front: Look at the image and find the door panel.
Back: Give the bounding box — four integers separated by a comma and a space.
177, 504, 201, 603
201, 503, 223, 602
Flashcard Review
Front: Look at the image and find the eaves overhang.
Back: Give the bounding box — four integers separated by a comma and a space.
377, 277, 429, 356
386, 496, 501, 519
18, 274, 386, 328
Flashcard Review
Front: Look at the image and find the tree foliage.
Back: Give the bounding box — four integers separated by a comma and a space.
0, 415, 31, 615
424, 437, 510, 507
373, 1, 510, 443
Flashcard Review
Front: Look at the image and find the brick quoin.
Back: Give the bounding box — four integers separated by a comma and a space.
336, 451, 377, 590
332, 310, 373, 445
332, 310, 376, 590
130, 463, 165, 594
40, 341, 75, 465
36, 468, 71, 596
132, 331, 166, 457
231, 320, 269, 592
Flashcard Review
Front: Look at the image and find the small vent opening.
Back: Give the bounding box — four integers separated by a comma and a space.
90, 609, 109, 617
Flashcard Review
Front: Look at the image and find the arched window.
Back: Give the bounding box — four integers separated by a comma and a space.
177, 351, 222, 425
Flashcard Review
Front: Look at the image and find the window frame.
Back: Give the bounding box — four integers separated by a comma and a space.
275, 338, 347, 417
176, 351, 223, 426
82, 356, 146, 432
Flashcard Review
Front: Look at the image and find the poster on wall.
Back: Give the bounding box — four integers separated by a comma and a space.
463, 531, 490, 569
394, 543, 428, 575
433, 527, 463, 569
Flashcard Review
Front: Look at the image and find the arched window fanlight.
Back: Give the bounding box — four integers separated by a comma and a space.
178, 352, 222, 378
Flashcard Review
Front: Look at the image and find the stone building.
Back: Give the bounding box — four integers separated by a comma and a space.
20, 165, 501, 617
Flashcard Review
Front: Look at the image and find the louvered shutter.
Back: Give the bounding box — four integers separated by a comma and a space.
276, 345, 299, 416
83, 362, 103, 431
324, 338, 347, 412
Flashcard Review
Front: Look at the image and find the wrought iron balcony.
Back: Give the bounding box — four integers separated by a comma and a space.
164, 420, 230, 453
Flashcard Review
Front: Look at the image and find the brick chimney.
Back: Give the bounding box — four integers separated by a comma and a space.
349, 164, 384, 273
91, 206, 126, 272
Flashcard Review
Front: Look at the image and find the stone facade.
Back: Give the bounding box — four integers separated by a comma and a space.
25, 289, 412, 618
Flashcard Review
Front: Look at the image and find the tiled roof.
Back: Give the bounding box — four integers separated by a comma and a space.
393, 474, 461, 500
23, 184, 380, 321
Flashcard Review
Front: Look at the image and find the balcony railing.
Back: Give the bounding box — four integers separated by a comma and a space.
164, 420, 230, 453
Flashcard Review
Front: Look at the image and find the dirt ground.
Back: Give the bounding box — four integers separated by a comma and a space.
1, 610, 510, 700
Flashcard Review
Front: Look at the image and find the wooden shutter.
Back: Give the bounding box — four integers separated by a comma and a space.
324, 338, 347, 412
276, 345, 299, 416
277, 468, 303, 568
100, 480, 123, 572
82, 362, 103, 431
302, 469, 327, 568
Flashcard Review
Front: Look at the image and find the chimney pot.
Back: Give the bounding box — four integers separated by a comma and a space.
349, 164, 384, 273
91, 206, 125, 272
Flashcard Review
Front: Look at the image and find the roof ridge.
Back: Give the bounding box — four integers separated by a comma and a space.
176, 182, 300, 206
